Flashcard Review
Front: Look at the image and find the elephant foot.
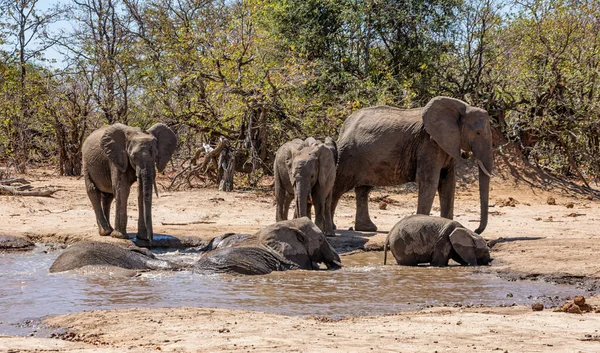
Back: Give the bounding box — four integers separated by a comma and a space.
98, 227, 113, 237
110, 230, 130, 239
354, 220, 377, 232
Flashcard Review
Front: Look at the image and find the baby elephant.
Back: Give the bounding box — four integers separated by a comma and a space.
384, 215, 491, 266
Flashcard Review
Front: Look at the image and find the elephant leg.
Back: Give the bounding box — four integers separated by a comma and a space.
354, 185, 377, 231
85, 174, 113, 236
438, 165, 455, 219
281, 192, 294, 221
324, 194, 335, 236
311, 189, 326, 233
416, 166, 441, 216
112, 176, 131, 239
101, 192, 114, 227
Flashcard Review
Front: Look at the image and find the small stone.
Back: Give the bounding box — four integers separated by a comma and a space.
567, 304, 582, 314
574, 296, 585, 306
547, 196, 556, 205
531, 303, 544, 311
579, 304, 593, 312
378, 202, 387, 210
565, 202, 574, 208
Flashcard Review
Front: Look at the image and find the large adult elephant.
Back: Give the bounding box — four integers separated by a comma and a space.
82, 123, 177, 241
273, 137, 337, 235
332, 96, 493, 234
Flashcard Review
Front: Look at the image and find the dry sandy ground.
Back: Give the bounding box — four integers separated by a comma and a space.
1, 169, 600, 352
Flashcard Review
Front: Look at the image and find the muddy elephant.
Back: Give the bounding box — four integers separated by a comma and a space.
82, 123, 177, 241
332, 96, 493, 234
256, 217, 341, 270
195, 218, 342, 275
383, 215, 491, 266
274, 137, 337, 235
194, 246, 300, 275
49, 242, 178, 273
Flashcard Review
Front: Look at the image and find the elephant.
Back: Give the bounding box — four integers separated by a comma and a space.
82, 123, 177, 241
332, 96, 493, 234
49, 242, 179, 273
383, 215, 492, 266
196, 218, 342, 274
194, 246, 300, 275
255, 217, 341, 270
273, 137, 337, 235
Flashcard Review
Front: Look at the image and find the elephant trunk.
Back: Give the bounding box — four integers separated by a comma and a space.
139, 166, 155, 241
474, 155, 492, 234
294, 181, 309, 218
324, 242, 342, 270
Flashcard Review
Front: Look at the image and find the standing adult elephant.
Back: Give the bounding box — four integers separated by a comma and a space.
82, 123, 177, 241
273, 137, 337, 235
332, 96, 493, 234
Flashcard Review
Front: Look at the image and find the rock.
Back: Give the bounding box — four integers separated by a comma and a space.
574, 296, 585, 306
580, 304, 593, 312
547, 196, 556, 205
0, 235, 34, 252
531, 303, 544, 311
565, 202, 574, 208
567, 303, 582, 314
378, 202, 387, 210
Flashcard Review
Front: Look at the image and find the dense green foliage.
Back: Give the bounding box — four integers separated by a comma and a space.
0, 0, 599, 183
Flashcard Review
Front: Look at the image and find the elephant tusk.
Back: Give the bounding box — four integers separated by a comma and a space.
477, 160, 495, 178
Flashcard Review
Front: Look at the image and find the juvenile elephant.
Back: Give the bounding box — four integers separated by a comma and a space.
256, 217, 341, 270
383, 215, 491, 266
197, 218, 342, 274
333, 96, 493, 234
194, 246, 300, 275
49, 242, 178, 273
274, 137, 337, 235
82, 123, 177, 241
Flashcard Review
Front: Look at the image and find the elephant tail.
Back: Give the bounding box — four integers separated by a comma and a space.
383, 239, 389, 265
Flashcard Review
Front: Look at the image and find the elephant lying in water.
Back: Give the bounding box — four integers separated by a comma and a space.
49, 242, 178, 273
194, 218, 342, 275
383, 215, 491, 266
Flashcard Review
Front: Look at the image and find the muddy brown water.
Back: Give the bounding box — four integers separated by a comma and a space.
0, 248, 586, 336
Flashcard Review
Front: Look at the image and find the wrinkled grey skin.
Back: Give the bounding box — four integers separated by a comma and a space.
332, 97, 493, 234
274, 137, 337, 235
256, 217, 341, 270
198, 218, 342, 273
194, 246, 300, 275
82, 123, 177, 241
49, 242, 177, 273
383, 215, 492, 266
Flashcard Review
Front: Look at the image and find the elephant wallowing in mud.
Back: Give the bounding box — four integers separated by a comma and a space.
49, 242, 178, 273
332, 96, 493, 234
194, 218, 342, 275
383, 215, 492, 266
274, 137, 337, 235
82, 123, 177, 241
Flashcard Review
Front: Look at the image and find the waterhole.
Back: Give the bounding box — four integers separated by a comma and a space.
0, 248, 584, 336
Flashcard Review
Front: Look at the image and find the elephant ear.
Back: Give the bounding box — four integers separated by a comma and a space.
317, 144, 336, 187
449, 228, 478, 266
148, 123, 177, 172
101, 123, 129, 173
422, 96, 469, 160
324, 137, 338, 165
